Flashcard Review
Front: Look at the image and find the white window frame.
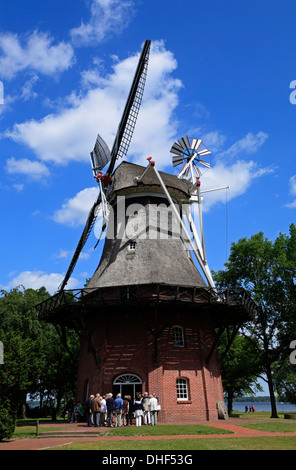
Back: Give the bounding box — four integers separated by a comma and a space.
176, 378, 189, 401
172, 326, 185, 347
128, 240, 136, 250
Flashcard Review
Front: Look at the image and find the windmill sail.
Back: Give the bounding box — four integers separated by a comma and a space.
107, 39, 151, 175
90, 134, 111, 175
58, 40, 151, 291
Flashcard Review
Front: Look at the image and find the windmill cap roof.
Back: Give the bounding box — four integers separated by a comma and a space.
109, 161, 192, 201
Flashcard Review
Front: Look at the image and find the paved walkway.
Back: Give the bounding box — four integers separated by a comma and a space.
1, 419, 296, 450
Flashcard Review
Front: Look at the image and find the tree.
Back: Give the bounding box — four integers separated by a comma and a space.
0, 286, 50, 439
32, 324, 80, 420
213, 225, 296, 418
218, 333, 263, 415
0, 285, 80, 439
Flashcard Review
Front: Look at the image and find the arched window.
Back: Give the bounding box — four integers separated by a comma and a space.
176, 378, 189, 401
172, 326, 185, 347
113, 373, 142, 400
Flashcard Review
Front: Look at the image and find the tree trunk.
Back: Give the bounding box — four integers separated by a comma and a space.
227, 389, 233, 416
266, 362, 278, 418
17, 401, 26, 419
17, 392, 27, 419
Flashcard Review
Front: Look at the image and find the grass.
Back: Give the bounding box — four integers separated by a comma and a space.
10, 417, 68, 439
96, 424, 232, 437
50, 436, 296, 451
236, 421, 296, 433
9, 421, 232, 440
5, 412, 296, 450
230, 411, 293, 420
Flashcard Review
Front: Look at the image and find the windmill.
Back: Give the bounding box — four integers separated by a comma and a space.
58, 39, 216, 291
36, 40, 257, 424
58, 39, 151, 291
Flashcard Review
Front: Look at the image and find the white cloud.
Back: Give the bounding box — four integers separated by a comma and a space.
216, 131, 268, 161
200, 160, 273, 212
52, 187, 99, 227
70, 0, 136, 46
1, 270, 80, 295
6, 157, 50, 180
52, 249, 71, 260
21, 74, 39, 101
5, 41, 182, 169
285, 174, 296, 208
289, 174, 296, 196
0, 30, 75, 80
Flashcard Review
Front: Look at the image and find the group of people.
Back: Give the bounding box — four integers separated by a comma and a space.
63, 394, 84, 423
134, 392, 159, 426
245, 405, 256, 413
85, 391, 160, 427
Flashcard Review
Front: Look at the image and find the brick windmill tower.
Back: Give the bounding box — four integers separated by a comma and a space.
37, 40, 256, 422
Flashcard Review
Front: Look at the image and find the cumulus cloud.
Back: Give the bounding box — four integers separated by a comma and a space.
70, 0, 136, 46
285, 174, 296, 208
1, 270, 80, 295
200, 160, 273, 212
216, 131, 268, 161
185, 130, 270, 212
6, 157, 50, 180
5, 41, 182, 168
0, 30, 75, 80
52, 187, 99, 227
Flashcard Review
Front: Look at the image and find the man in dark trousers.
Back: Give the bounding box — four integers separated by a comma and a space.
106, 393, 115, 427
64, 394, 74, 422
86, 394, 94, 426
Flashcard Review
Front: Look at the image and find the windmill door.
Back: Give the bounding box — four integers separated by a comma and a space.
112, 374, 142, 401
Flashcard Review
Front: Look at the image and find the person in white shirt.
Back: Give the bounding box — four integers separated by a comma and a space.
149, 393, 158, 425
100, 395, 107, 426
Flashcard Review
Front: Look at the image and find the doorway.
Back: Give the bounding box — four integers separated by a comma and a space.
113, 374, 142, 401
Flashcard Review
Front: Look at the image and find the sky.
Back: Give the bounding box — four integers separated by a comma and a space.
0, 0, 296, 309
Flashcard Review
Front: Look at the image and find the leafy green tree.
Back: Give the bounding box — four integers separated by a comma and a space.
0, 286, 50, 439
218, 332, 263, 414
0, 285, 80, 439
272, 359, 296, 404
32, 324, 80, 419
213, 225, 296, 418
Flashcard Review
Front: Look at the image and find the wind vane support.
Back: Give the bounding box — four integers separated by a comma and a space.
169, 135, 231, 288
136, 157, 216, 289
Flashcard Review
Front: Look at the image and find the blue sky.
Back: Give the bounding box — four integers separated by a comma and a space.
1, 0, 296, 307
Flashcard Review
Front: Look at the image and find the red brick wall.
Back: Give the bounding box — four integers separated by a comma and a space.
75, 308, 225, 422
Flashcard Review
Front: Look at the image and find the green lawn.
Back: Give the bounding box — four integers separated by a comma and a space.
7, 414, 296, 450
10, 421, 232, 440
10, 418, 67, 439
50, 436, 296, 451
95, 424, 232, 437
236, 421, 296, 433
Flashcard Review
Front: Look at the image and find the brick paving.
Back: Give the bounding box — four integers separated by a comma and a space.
1, 419, 296, 450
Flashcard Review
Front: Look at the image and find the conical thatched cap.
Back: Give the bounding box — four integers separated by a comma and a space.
87, 162, 207, 290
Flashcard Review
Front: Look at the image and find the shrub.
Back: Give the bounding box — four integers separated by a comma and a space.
0, 399, 16, 441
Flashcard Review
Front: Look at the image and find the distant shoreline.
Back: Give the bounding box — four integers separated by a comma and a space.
229, 396, 285, 403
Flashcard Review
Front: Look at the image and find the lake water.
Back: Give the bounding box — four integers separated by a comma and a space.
227, 401, 296, 413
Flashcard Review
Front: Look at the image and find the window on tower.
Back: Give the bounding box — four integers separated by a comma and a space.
176, 378, 189, 401
128, 240, 136, 250
172, 326, 185, 347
